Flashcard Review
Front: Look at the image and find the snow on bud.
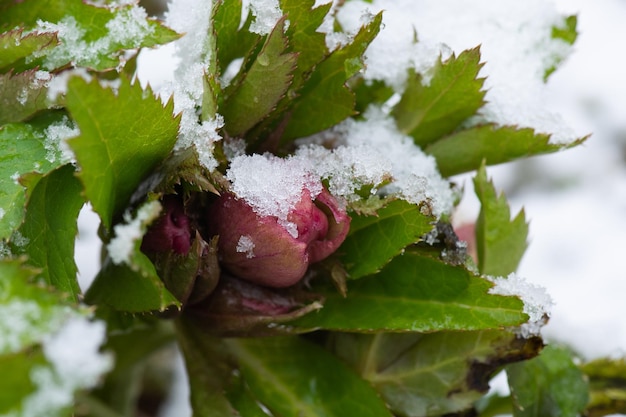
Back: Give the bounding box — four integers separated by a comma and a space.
207, 187, 350, 288
141, 195, 192, 255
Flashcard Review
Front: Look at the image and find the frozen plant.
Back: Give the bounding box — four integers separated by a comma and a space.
0, 0, 605, 416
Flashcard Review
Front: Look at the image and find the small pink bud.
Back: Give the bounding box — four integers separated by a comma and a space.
141, 195, 192, 255
207, 188, 350, 288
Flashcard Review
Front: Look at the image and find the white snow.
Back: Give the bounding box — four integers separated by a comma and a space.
301, 106, 455, 216
236, 235, 256, 258
43, 116, 79, 164
487, 273, 553, 338
163, 0, 224, 172
32, 5, 155, 70
226, 153, 323, 238
294, 144, 391, 202
17, 316, 112, 417
243, 0, 283, 35
107, 200, 162, 265
331, 0, 578, 144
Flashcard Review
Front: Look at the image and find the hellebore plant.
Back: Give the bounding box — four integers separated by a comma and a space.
0, 0, 609, 417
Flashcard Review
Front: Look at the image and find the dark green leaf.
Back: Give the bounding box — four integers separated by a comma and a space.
0, 0, 179, 71
0, 111, 72, 239
340, 199, 434, 279
92, 320, 176, 417
66, 76, 179, 231
85, 255, 179, 313
0, 29, 57, 71
227, 336, 393, 417
507, 345, 589, 417
214, 0, 260, 77
280, 12, 383, 142
0, 349, 47, 415
0, 259, 74, 355
474, 164, 528, 276
330, 331, 543, 417
291, 251, 528, 332
393, 47, 486, 147
281, 0, 332, 84
353, 78, 395, 114
175, 317, 240, 417
425, 124, 584, 177
221, 18, 297, 136
13, 165, 84, 301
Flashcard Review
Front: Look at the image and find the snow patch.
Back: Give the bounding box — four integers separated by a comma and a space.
43, 116, 79, 164
17, 316, 113, 417
331, 0, 580, 144
165, 0, 224, 171
244, 0, 284, 35
107, 200, 162, 265
488, 273, 553, 338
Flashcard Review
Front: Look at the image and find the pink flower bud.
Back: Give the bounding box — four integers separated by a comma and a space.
141, 195, 192, 255
207, 188, 350, 288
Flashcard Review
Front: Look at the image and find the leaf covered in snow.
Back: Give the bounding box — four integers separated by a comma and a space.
66, 75, 179, 231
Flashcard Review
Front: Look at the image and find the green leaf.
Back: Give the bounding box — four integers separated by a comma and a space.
226, 336, 394, 417
0, 29, 57, 71
545, 15, 578, 80
393, 47, 486, 147
279, 12, 383, 142
66, 76, 179, 231
291, 251, 528, 332
552, 15, 578, 45
0, 349, 47, 415
0, 111, 72, 240
0, 259, 73, 355
340, 199, 435, 279
0, 70, 52, 124
221, 17, 297, 136
425, 124, 583, 177
507, 345, 589, 417
353, 78, 395, 114
0, 0, 179, 71
85, 255, 179, 313
280, 0, 332, 85
92, 319, 176, 416
581, 357, 626, 417
175, 317, 239, 417
330, 330, 543, 417
474, 164, 528, 276
13, 165, 84, 301
213, 0, 260, 77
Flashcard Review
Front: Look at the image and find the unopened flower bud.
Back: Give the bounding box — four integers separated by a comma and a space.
207, 188, 350, 288
141, 195, 192, 255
